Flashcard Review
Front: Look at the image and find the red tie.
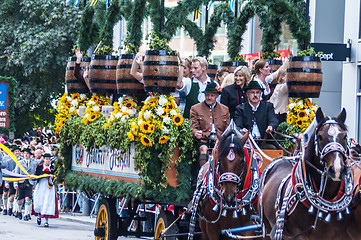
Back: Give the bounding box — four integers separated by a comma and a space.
44, 168, 50, 172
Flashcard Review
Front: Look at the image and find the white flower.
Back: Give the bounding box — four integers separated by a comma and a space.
80, 94, 86, 99
170, 110, 177, 116
158, 95, 168, 106
312, 106, 318, 111
161, 125, 169, 134
163, 116, 171, 124
289, 103, 296, 110
115, 112, 123, 119
156, 106, 165, 116
69, 107, 76, 112
128, 108, 136, 117
66, 96, 72, 102
297, 101, 303, 107
92, 105, 100, 112
138, 119, 143, 126
120, 115, 129, 122
305, 109, 311, 115
144, 110, 152, 119
71, 99, 79, 107
87, 100, 95, 106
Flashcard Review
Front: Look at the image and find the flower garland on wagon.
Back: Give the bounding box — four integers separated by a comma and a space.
276, 98, 318, 150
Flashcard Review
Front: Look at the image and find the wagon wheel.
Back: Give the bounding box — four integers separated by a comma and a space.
154, 210, 178, 240
94, 198, 117, 240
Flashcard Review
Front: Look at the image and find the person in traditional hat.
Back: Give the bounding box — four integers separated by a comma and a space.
13, 147, 38, 221
234, 81, 278, 149
3, 145, 22, 216
33, 153, 58, 227
190, 81, 230, 167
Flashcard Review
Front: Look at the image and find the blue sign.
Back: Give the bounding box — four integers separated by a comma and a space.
0, 84, 8, 111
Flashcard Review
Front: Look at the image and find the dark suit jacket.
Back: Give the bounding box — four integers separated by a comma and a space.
35, 162, 55, 176
190, 101, 230, 143
234, 101, 278, 138
220, 83, 247, 118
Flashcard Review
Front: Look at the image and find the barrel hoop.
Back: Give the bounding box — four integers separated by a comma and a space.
144, 86, 176, 92
143, 75, 178, 81
68, 89, 89, 94
68, 57, 77, 61
287, 68, 322, 73
145, 50, 177, 56
288, 81, 322, 86
119, 54, 135, 59
91, 55, 118, 60
208, 65, 218, 70
89, 65, 117, 70
89, 79, 116, 84
80, 67, 87, 70
220, 61, 248, 67
118, 89, 145, 94
90, 88, 116, 94
143, 61, 179, 66
288, 92, 320, 98
116, 78, 140, 84
290, 56, 321, 62
66, 80, 84, 84
81, 57, 91, 62
117, 64, 132, 68
66, 67, 75, 70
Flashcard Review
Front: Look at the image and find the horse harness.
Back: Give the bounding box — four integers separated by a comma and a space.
267, 119, 353, 240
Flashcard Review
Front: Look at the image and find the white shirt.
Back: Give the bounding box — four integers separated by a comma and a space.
253, 75, 274, 97
177, 76, 220, 102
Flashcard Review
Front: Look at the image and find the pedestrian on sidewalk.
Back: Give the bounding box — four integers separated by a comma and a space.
33, 153, 58, 227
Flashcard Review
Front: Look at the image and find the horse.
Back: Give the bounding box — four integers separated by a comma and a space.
259, 108, 353, 240
188, 121, 260, 240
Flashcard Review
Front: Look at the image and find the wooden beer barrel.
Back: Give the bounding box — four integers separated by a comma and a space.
220, 61, 248, 73
65, 57, 88, 94
116, 54, 145, 95
287, 56, 322, 98
143, 50, 178, 93
207, 64, 218, 81
268, 59, 283, 95
88, 54, 118, 94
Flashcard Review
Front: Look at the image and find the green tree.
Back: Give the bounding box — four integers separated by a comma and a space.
0, 0, 82, 136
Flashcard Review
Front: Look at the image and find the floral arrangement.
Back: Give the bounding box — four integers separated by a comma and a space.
81, 94, 111, 125
286, 98, 318, 132
104, 95, 138, 128
54, 92, 88, 133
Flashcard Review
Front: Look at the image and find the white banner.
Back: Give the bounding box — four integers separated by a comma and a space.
71, 144, 139, 180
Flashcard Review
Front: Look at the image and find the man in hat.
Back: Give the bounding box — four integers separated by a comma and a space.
190, 81, 230, 167
3, 145, 22, 216
234, 81, 278, 148
177, 57, 221, 118
14, 147, 38, 221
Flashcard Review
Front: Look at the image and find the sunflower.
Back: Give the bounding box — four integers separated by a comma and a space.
172, 114, 183, 126
149, 124, 155, 134
124, 100, 135, 109
296, 119, 303, 128
127, 132, 135, 141
159, 136, 168, 144
159, 110, 168, 118
140, 135, 152, 147
298, 110, 307, 119
71, 93, 80, 100
165, 101, 175, 111
146, 97, 158, 105
91, 95, 99, 102
88, 113, 98, 122
140, 121, 151, 133
132, 126, 139, 136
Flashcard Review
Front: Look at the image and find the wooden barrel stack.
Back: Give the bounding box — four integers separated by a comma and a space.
116, 54, 145, 95
88, 55, 118, 94
65, 57, 89, 94
268, 59, 283, 95
143, 50, 179, 93
287, 56, 322, 98
207, 64, 218, 81
220, 61, 248, 73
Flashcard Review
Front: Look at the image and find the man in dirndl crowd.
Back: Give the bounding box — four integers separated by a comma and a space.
3, 144, 21, 216
14, 148, 38, 221
33, 153, 58, 227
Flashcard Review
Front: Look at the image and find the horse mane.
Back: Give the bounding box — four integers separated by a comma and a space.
217, 130, 245, 160
305, 116, 348, 162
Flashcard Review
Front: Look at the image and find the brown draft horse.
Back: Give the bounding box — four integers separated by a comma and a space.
191, 122, 260, 240
260, 108, 353, 240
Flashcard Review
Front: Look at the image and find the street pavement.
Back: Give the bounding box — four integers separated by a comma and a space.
0, 211, 141, 240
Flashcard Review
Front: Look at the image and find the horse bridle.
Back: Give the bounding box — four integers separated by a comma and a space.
314, 119, 348, 162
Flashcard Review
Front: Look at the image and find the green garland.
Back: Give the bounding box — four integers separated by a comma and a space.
78, 6, 97, 52
0, 76, 16, 132
100, 0, 121, 47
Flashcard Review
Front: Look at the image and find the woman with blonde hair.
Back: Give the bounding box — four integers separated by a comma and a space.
269, 68, 288, 124
251, 58, 288, 100
221, 66, 251, 118
220, 73, 234, 89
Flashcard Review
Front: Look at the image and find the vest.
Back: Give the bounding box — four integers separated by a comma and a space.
184, 79, 200, 118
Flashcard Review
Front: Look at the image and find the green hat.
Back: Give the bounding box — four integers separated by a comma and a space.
11, 145, 21, 151
22, 148, 32, 154
243, 81, 264, 92
42, 153, 52, 158
202, 81, 221, 94
3, 142, 10, 148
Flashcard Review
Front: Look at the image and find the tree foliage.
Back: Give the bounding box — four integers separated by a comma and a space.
0, 0, 82, 136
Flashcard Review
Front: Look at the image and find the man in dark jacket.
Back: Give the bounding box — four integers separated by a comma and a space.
234, 81, 278, 148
